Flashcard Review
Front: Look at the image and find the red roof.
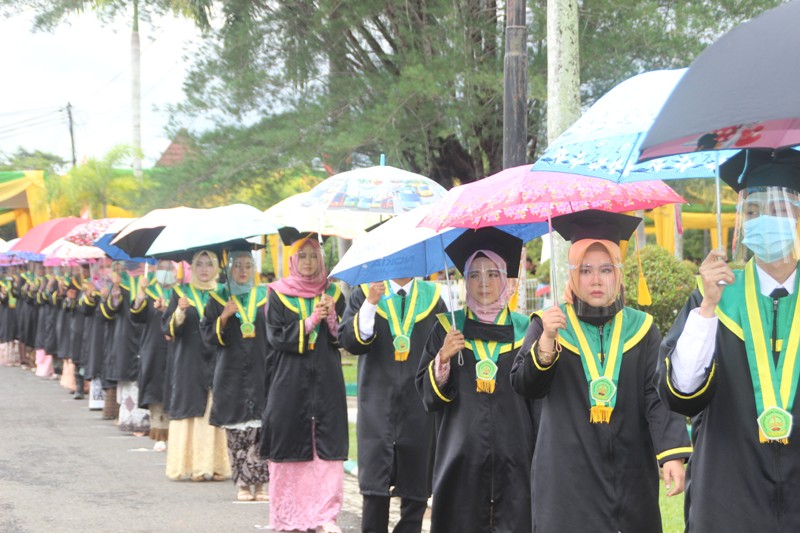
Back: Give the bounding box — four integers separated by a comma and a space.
156, 130, 193, 167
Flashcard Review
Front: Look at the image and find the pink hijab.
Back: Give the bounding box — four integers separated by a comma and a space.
464, 249, 509, 323
269, 238, 329, 298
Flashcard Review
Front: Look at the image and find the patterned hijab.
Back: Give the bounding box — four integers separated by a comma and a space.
269, 238, 329, 298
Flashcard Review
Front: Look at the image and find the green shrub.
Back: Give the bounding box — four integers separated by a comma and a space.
536, 258, 551, 284
623, 245, 696, 335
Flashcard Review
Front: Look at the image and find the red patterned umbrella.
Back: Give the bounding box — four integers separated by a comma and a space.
10, 217, 85, 254
64, 218, 131, 247
419, 165, 685, 231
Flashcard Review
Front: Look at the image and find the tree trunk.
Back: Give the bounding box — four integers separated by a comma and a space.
547, 0, 581, 304
131, 0, 143, 179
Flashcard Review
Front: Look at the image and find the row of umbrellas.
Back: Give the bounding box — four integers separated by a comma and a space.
2, 1, 798, 284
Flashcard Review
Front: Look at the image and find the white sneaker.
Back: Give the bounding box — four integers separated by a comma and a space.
153, 441, 167, 452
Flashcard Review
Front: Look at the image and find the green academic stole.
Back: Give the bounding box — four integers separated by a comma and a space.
120, 273, 140, 304
277, 284, 341, 350
145, 283, 174, 305
437, 308, 528, 394
174, 283, 221, 320
364, 280, 441, 362
228, 286, 268, 339
725, 260, 800, 444
557, 304, 651, 423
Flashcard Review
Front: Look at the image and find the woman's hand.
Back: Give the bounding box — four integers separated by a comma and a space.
662, 459, 686, 497
366, 282, 384, 305
177, 297, 191, 310
317, 294, 334, 319
221, 299, 238, 320
439, 328, 466, 364
539, 306, 566, 352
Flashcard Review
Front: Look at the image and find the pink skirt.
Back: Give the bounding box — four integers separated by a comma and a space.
268, 456, 343, 531
35, 349, 53, 378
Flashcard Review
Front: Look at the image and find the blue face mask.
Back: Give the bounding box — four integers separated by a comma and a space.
742, 215, 797, 263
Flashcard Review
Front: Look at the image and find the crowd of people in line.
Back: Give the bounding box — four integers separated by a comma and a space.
2, 152, 800, 533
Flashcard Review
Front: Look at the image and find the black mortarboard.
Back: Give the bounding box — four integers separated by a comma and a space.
277, 226, 329, 246
445, 227, 523, 278
551, 210, 641, 245
719, 148, 800, 193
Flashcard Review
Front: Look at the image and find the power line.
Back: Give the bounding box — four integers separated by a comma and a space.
0, 105, 62, 118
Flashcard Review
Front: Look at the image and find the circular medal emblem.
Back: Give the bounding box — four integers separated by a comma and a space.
393, 335, 410, 353
590, 377, 617, 403
475, 359, 498, 381
758, 406, 793, 441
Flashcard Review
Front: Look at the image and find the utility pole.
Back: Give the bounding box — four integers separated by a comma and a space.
66, 102, 77, 168
503, 0, 528, 312
503, 0, 528, 170
131, 0, 143, 179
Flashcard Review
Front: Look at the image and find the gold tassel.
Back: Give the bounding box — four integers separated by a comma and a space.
759, 429, 789, 445
590, 405, 613, 423
394, 350, 409, 362
635, 236, 652, 306
476, 379, 496, 394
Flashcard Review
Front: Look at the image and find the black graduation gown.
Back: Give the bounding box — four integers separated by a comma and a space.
161, 287, 217, 420
34, 289, 49, 350
70, 294, 87, 367
200, 289, 269, 427
415, 314, 537, 533
338, 283, 445, 501
0, 285, 15, 343
21, 286, 38, 347
131, 291, 170, 409
259, 287, 348, 462
82, 293, 105, 379
10, 279, 23, 343
104, 286, 144, 382
44, 290, 61, 356
657, 289, 800, 533
98, 298, 118, 386
55, 296, 75, 359
511, 311, 691, 533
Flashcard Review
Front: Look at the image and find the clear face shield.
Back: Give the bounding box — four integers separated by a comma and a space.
732, 186, 800, 266
568, 248, 622, 316
465, 258, 508, 306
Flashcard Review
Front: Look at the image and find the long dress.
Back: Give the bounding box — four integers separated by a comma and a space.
656, 264, 800, 532
260, 285, 347, 531
511, 305, 692, 533
415, 308, 537, 533
338, 281, 445, 503
161, 283, 231, 481
200, 286, 270, 489
131, 284, 172, 442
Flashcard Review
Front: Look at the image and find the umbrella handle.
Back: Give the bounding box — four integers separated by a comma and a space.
440, 234, 463, 366
715, 170, 728, 286
548, 210, 559, 307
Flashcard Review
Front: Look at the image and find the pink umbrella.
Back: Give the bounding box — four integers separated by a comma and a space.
41, 238, 106, 266
419, 165, 685, 231
63, 218, 131, 247
10, 217, 85, 254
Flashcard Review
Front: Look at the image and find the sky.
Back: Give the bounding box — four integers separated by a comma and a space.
0, 8, 203, 170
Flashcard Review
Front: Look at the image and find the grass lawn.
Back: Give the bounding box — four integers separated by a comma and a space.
660, 488, 685, 533
342, 352, 358, 387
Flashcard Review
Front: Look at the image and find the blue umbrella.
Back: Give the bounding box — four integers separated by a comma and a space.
329, 204, 546, 286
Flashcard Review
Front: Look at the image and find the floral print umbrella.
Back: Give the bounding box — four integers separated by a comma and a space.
63, 218, 129, 247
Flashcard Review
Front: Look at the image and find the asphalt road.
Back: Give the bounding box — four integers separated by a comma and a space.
0, 365, 371, 533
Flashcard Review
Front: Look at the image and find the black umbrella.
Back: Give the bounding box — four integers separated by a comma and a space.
639, 0, 800, 162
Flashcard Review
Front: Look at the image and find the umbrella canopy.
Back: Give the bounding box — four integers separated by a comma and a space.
329, 204, 547, 285
92, 218, 155, 264
265, 165, 447, 238
10, 217, 85, 254
110, 206, 199, 257
146, 204, 274, 259
41, 238, 105, 266
639, 1, 800, 161
64, 218, 129, 247
419, 165, 685, 231
532, 69, 734, 183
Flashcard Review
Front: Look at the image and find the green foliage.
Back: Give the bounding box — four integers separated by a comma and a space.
623, 245, 696, 335
536, 258, 551, 285
47, 144, 142, 217
0, 148, 66, 175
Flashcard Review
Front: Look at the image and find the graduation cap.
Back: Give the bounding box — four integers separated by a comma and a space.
277, 226, 329, 247
551, 210, 651, 306
445, 227, 523, 278
551, 210, 641, 245
719, 148, 800, 193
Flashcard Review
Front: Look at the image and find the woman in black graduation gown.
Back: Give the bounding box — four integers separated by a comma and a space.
161, 250, 231, 481
131, 260, 176, 450
510, 210, 691, 533
0, 268, 17, 365
260, 235, 347, 533
201, 251, 269, 502
415, 229, 536, 533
